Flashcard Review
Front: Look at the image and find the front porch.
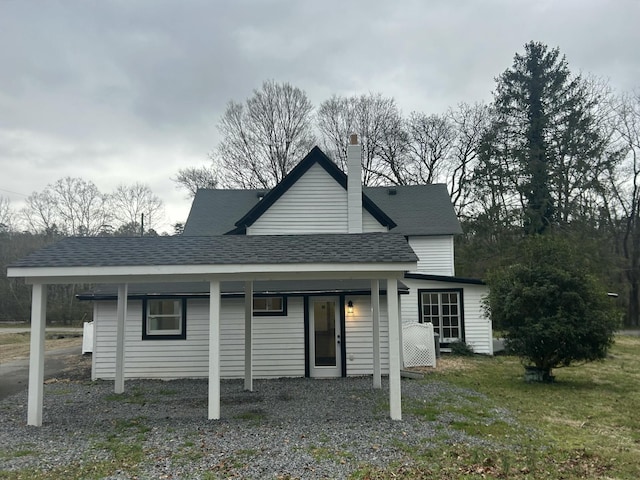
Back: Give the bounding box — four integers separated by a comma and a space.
6, 233, 418, 426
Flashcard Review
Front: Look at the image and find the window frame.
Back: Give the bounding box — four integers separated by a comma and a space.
252, 295, 288, 316
142, 297, 187, 340
417, 288, 464, 344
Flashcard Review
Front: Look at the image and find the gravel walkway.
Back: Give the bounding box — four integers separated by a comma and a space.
0, 364, 520, 479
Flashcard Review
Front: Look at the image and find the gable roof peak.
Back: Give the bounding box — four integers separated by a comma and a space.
230, 146, 395, 233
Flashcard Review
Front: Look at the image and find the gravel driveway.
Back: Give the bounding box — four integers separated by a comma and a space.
0, 362, 517, 479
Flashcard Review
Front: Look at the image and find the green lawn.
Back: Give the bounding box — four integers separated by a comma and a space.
357, 335, 640, 479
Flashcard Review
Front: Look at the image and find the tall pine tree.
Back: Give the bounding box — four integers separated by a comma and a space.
487, 41, 608, 234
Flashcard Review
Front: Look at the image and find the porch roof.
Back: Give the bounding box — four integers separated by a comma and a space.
7, 233, 418, 283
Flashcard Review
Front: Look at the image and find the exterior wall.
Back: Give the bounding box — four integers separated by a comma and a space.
91, 294, 392, 380
344, 295, 390, 375
400, 277, 492, 355
252, 297, 305, 378
408, 236, 455, 276
362, 211, 387, 232
92, 297, 306, 380
246, 163, 386, 235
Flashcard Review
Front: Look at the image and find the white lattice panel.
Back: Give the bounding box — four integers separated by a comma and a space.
403, 322, 436, 368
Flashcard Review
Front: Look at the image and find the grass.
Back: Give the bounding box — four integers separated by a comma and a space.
0, 322, 29, 328
353, 335, 640, 479
233, 408, 266, 423
0, 331, 82, 363
308, 445, 354, 463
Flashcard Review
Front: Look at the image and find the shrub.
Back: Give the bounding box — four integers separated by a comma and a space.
450, 340, 475, 356
485, 235, 619, 380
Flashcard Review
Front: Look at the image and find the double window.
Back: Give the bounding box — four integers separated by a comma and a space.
142, 298, 187, 340
418, 289, 463, 343
253, 296, 287, 316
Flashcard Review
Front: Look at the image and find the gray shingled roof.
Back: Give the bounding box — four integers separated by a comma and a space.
183, 189, 261, 236
183, 184, 461, 237
9, 233, 417, 269
364, 185, 463, 236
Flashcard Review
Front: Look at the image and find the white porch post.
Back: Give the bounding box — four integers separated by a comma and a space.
387, 277, 402, 420
244, 281, 253, 391
27, 283, 47, 426
398, 297, 404, 368
371, 279, 381, 389
208, 280, 221, 420
115, 284, 128, 394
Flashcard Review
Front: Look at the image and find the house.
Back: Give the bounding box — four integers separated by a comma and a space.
7, 137, 490, 427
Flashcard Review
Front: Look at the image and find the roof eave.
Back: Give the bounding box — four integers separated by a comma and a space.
8, 261, 418, 285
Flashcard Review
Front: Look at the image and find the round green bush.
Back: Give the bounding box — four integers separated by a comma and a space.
485, 235, 619, 380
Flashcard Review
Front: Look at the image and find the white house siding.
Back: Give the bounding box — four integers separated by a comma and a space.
344, 295, 390, 375
93, 300, 209, 380
362, 211, 387, 232
92, 297, 306, 380
246, 163, 385, 234
400, 278, 492, 355
460, 284, 493, 355
408, 236, 455, 276
252, 297, 305, 378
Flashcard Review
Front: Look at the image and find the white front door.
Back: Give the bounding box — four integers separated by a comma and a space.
309, 297, 342, 378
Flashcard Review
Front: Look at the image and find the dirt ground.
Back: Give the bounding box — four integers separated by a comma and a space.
0, 333, 91, 399
43, 351, 93, 382
406, 356, 477, 375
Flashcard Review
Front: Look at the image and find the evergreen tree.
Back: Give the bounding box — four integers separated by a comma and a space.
488, 41, 609, 234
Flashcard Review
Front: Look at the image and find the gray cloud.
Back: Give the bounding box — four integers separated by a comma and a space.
1, 0, 638, 229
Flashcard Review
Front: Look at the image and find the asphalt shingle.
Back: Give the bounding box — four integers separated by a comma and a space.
183, 185, 461, 237
8, 233, 418, 269
364, 185, 463, 236
182, 146, 461, 237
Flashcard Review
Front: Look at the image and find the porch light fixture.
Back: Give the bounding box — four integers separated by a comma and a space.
347, 300, 354, 314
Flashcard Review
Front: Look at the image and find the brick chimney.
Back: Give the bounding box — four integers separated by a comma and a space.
347, 134, 362, 233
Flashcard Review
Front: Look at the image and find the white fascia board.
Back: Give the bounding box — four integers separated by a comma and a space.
8, 262, 417, 284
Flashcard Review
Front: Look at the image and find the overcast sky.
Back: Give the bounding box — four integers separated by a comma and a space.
1, 0, 638, 232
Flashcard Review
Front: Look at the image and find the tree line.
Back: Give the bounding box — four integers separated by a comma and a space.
0, 181, 165, 323
1, 179, 165, 236
175, 41, 640, 327
2, 40, 639, 327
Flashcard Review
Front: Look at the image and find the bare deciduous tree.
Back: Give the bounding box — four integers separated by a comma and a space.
401, 103, 490, 215
22, 178, 166, 236
22, 189, 59, 234
173, 166, 218, 198
448, 103, 491, 216
111, 182, 165, 233
0, 196, 15, 232
608, 92, 640, 326
216, 80, 315, 189
406, 112, 456, 184
318, 93, 403, 185
22, 177, 112, 236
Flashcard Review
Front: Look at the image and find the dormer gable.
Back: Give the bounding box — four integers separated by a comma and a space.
228, 146, 395, 235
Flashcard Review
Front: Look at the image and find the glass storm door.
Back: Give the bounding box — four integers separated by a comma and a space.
309, 297, 341, 378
